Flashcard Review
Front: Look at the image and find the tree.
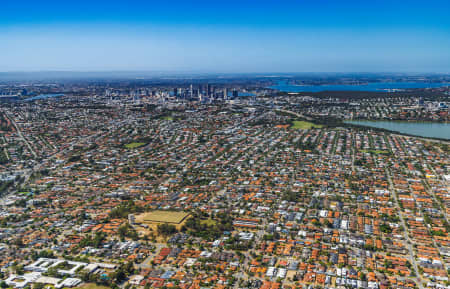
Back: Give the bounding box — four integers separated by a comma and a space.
118, 224, 138, 240
46, 266, 59, 277
157, 223, 177, 236
33, 283, 45, 289
112, 261, 134, 283
14, 264, 25, 275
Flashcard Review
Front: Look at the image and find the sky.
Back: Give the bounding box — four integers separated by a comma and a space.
1, 0, 450, 73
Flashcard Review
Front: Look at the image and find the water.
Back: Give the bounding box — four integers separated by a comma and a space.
24, 93, 64, 101
345, 120, 450, 140
269, 81, 450, 92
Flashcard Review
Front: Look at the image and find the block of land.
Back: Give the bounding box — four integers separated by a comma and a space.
124, 142, 146, 149
135, 210, 189, 224
291, 120, 323, 129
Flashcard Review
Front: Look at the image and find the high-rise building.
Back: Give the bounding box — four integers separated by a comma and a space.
418, 97, 424, 106
210, 86, 215, 98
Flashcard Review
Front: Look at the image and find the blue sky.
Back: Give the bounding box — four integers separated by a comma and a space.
1, 0, 449, 72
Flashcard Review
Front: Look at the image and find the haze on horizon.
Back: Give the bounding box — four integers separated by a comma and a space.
2, 0, 450, 73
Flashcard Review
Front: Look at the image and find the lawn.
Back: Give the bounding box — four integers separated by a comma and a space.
79, 284, 110, 289
291, 120, 323, 129
161, 116, 174, 121
136, 210, 189, 224
200, 219, 217, 226
124, 142, 146, 149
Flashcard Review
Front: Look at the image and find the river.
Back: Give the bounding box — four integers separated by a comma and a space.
268, 81, 450, 92
24, 93, 64, 101
345, 120, 450, 140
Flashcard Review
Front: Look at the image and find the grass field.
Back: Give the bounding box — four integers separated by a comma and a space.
161, 116, 174, 121
291, 121, 323, 129
79, 284, 110, 289
136, 210, 189, 224
134, 210, 190, 241
124, 142, 146, 149
200, 219, 217, 226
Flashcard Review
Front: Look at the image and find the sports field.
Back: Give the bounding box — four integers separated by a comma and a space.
124, 142, 146, 149
136, 210, 189, 224
291, 120, 323, 129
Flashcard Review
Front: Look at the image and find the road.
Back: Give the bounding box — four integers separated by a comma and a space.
136, 243, 166, 269
3, 111, 38, 158
425, 165, 449, 222
0, 109, 104, 199
386, 167, 423, 289
275, 109, 314, 121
